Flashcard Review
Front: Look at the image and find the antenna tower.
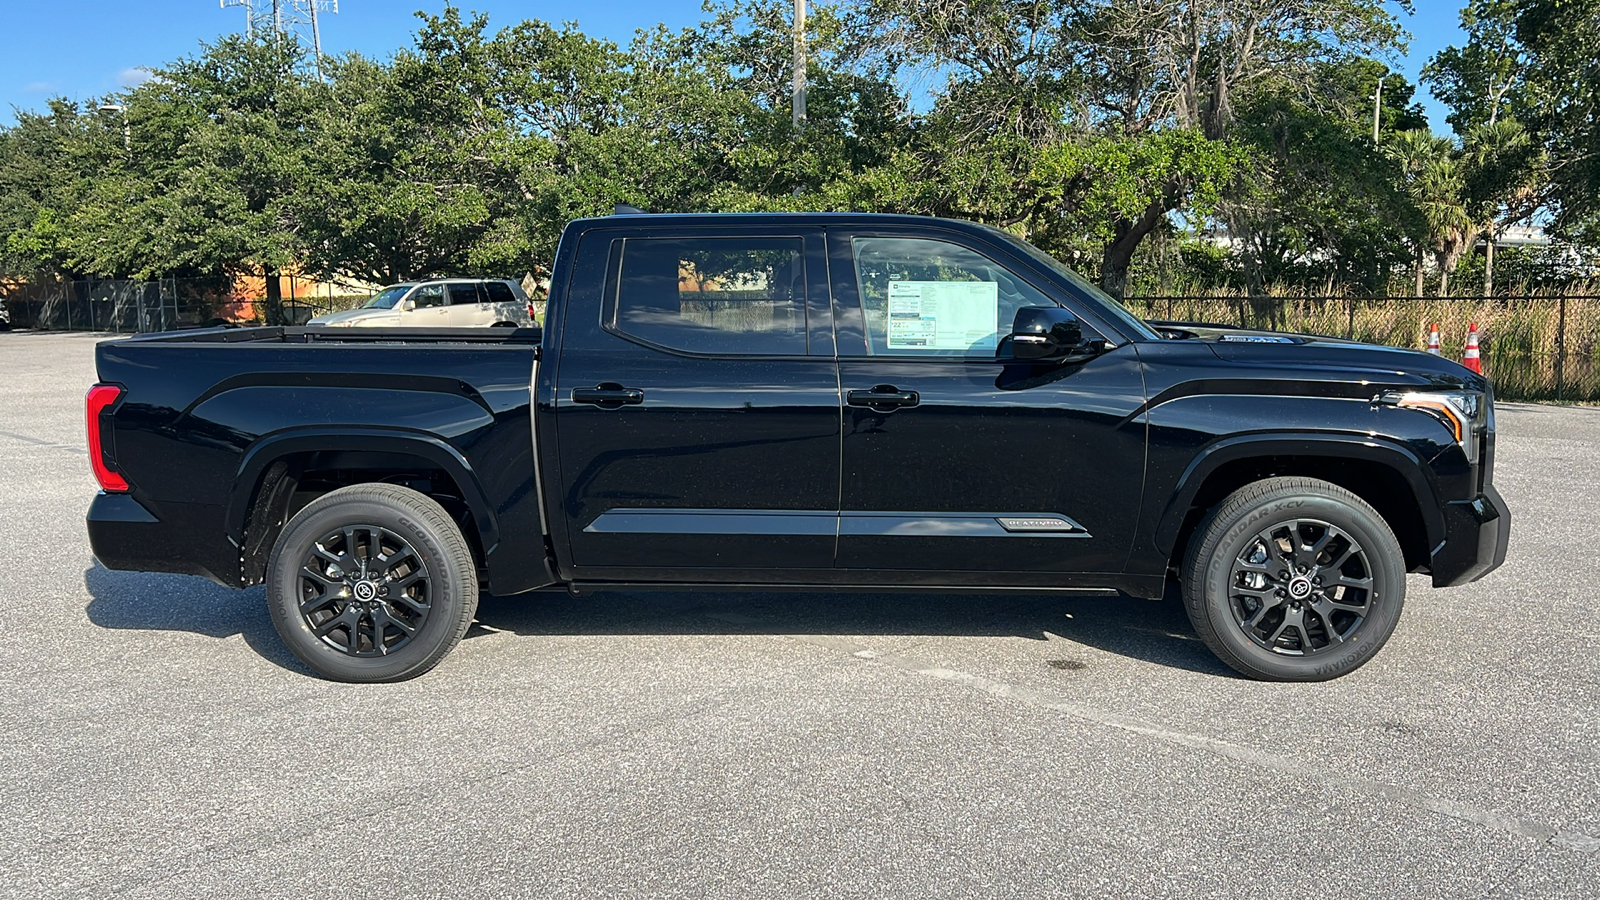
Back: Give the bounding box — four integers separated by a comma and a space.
219, 1, 339, 75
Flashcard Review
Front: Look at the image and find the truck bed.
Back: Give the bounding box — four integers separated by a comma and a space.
90, 324, 553, 595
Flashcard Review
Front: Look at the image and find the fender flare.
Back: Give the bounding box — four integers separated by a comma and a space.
226, 426, 500, 552
1152, 432, 1445, 557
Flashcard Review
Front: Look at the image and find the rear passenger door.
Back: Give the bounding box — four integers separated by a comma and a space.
551, 224, 839, 579
446, 283, 488, 326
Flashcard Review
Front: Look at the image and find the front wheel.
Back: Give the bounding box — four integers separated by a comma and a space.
1181, 477, 1405, 681
266, 483, 478, 682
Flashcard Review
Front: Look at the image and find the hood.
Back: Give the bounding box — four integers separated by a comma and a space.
307, 308, 401, 327
1152, 320, 1490, 393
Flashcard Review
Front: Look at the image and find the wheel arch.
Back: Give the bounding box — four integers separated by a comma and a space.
1159, 434, 1443, 575
229, 428, 499, 587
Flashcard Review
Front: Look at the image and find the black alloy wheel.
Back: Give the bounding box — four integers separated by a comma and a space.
267, 483, 478, 682
1228, 519, 1373, 655
298, 524, 431, 657
1182, 477, 1405, 681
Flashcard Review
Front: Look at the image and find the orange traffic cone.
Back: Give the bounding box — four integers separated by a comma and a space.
1426, 322, 1441, 355
1463, 322, 1482, 373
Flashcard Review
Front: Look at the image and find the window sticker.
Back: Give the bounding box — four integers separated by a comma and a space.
885, 280, 999, 351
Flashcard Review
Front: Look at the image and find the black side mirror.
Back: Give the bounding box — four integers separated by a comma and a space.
1008, 306, 1101, 361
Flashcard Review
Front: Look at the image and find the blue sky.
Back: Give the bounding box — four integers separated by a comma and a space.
1, 1, 1469, 130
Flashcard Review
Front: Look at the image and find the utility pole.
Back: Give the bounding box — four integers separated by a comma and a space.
792, 0, 806, 134
1371, 73, 1388, 145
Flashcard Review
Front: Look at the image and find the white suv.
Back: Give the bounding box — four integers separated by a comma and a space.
308, 279, 533, 328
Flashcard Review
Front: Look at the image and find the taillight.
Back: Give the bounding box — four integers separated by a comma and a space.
527, 301, 536, 320
86, 384, 129, 492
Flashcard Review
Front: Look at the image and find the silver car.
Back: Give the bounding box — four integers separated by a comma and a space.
309, 279, 533, 328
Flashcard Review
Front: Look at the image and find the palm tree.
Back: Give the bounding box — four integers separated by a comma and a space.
1385, 130, 1471, 295
1462, 118, 1545, 296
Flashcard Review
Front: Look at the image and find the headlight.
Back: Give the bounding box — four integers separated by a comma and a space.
1378, 390, 1487, 464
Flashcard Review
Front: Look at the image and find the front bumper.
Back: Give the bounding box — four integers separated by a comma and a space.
1430, 484, 1511, 587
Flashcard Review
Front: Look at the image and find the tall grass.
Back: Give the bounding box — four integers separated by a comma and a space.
1132, 285, 1600, 402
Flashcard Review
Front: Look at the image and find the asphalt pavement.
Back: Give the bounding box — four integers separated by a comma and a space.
0, 329, 1595, 899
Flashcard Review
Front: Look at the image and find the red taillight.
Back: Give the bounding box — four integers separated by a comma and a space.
527, 301, 536, 320
86, 384, 129, 492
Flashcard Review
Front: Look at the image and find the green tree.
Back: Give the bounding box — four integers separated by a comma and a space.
1386, 130, 1472, 295
294, 10, 552, 284
1514, 0, 1600, 230
1422, 0, 1529, 132
1220, 61, 1424, 296
843, 0, 1408, 297
1460, 117, 1546, 295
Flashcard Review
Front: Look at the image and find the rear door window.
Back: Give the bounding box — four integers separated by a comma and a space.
608, 237, 806, 355
447, 284, 483, 306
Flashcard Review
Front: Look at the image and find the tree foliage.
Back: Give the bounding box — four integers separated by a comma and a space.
0, 0, 1589, 305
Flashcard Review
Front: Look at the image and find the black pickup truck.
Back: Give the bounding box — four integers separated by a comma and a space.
86, 212, 1509, 682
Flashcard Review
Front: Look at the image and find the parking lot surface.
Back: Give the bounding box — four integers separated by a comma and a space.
0, 330, 1595, 899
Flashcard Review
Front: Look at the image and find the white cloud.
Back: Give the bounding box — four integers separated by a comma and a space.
22, 81, 57, 94
118, 67, 153, 88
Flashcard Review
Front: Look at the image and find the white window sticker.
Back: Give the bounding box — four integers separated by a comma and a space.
885, 280, 999, 351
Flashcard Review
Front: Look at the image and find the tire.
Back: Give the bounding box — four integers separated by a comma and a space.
1181, 477, 1405, 681
490, 321, 516, 328
265, 483, 478, 682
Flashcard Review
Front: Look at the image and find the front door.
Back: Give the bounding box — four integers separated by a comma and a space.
552, 224, 839, 580
829, 227, 1148, 581
400, 283, 451, 327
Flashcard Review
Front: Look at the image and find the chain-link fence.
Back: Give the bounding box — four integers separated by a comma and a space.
1132, 293, 1600, 402
0, 275, 370, 334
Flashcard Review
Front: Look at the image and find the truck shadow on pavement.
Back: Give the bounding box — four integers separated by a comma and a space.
83, 563, 314, 675
472, 585, 1236, 677
83, 563, 1231, 678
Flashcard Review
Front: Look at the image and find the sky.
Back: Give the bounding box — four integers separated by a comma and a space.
0, 0, 1470, 131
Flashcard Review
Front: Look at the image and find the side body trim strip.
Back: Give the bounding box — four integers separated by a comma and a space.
584, 509, 1091, 538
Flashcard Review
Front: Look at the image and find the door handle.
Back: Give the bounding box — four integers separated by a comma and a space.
572, 384, 645, 407
846, 385, 920, 409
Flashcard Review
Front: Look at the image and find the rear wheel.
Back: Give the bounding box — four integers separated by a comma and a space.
1181, 477, 1405, 681
266, 483, 478, 682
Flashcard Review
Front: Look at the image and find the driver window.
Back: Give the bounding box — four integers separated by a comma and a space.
849, 236, 1058, 357
410, 285, 444, 309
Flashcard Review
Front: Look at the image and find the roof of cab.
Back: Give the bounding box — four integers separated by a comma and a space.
567, 210, 996, 237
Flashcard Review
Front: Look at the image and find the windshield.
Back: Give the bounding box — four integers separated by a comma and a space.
362, 285, 414, 310
978, 225, 1163, 341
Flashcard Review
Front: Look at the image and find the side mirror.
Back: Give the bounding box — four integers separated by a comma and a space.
1008, 306, 1101, 361
399, 299, 416, 312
